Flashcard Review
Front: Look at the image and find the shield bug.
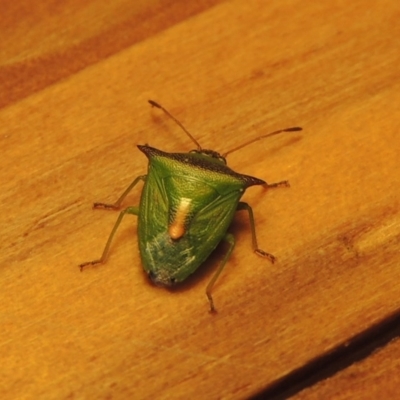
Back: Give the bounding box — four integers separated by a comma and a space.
80, 100, 301, 312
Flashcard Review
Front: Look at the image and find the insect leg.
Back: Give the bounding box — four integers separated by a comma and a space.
79, 206, 139, 270
237, 202, 276, 263
206, 233, 236, 313
93, 175, 146, 210
263, 180, 290, 189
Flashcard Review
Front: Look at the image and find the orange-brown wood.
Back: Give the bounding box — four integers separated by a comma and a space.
1, 0, 400, 398
294, 337, 400, 399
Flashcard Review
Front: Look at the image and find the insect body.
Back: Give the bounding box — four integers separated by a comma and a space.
80, 100, 301, 312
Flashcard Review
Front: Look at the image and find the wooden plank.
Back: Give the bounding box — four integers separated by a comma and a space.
1, 0, 400, 399
294, 336, 400, 399
0, 0, 222, 108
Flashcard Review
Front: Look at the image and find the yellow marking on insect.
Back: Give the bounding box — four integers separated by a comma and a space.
169, 198, 192, 240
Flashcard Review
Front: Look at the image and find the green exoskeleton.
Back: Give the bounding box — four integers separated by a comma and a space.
80, 100, 301, 312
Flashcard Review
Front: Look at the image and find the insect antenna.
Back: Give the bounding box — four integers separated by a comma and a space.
148, 100, 202, 150
222, 126, 302, 158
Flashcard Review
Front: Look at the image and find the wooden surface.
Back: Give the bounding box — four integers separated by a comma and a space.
1, 0, 400, 399
295, 335, 400, 399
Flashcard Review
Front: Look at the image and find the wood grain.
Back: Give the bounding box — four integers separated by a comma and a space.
294, 336, 400, 399
1, 0, 400, 399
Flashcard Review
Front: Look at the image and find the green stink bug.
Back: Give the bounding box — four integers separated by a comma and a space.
80, 100, 301, 312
